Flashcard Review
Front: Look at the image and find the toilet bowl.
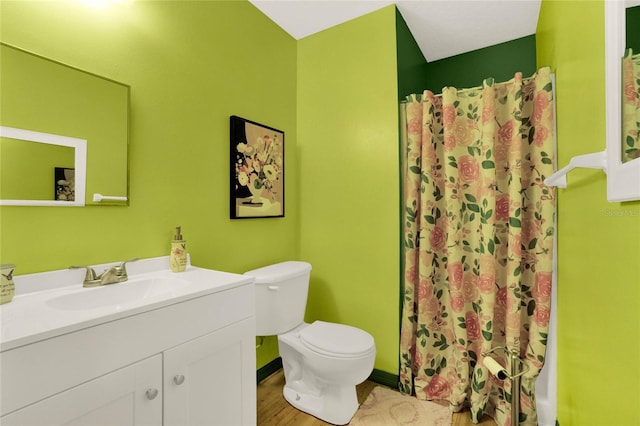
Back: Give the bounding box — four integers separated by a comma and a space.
246, 261, 376, 425
279, 321, 376, 424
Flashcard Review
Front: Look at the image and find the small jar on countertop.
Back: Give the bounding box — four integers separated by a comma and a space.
1, 264, 16, 304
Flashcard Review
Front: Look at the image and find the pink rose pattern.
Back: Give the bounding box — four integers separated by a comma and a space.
400, 68, 555, 426
622, 50, 640, 162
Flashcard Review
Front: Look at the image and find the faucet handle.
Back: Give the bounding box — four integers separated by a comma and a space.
115, 258, 139, 275
69, 265, 98, 282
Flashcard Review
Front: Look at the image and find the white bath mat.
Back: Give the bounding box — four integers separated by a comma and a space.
350, 386, 452, 425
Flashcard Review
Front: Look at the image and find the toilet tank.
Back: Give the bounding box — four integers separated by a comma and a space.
245, 261, 312, 336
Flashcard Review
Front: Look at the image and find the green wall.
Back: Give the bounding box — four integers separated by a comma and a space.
627, 6, 640, 52
297, 6, 400, 374
0, 0, 298, 369
537, 1, 640, 424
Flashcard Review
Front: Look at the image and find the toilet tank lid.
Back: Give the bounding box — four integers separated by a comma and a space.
244, 261, 312, 284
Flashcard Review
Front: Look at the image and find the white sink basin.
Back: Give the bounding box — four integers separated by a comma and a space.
46, 277, 190, 311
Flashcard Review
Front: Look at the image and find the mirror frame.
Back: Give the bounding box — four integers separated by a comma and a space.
605, 0, 640, 202
0, 126, 87, 206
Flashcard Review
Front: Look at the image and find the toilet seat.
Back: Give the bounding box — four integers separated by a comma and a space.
299, 321, 375, 358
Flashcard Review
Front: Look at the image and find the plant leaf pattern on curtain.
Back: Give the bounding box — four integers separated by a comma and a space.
623, 49, 640, 162
399, 68, 555, 426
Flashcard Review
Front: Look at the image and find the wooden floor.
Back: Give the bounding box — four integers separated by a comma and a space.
257, 369, 497, 426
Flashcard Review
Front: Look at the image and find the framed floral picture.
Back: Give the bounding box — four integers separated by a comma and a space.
230, 116, 284, 218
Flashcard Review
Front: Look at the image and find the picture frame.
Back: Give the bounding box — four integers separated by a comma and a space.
54, 167, 75, 202
230, 116, 284, 219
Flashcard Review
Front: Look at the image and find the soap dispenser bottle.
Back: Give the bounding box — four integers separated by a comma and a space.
170, 226, 187, 272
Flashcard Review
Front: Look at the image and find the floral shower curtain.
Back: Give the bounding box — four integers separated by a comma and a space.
399, 68, 555, 426
623, 48, 640, 162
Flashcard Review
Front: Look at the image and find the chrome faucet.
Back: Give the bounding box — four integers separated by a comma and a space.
70, 258, 139, 288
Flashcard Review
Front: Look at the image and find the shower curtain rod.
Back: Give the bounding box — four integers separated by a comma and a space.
403, 72, 543, 102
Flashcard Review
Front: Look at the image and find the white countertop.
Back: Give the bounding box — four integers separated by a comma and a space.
0, 257, 254, 351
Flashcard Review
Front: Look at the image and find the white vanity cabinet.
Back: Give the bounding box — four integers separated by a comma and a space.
0, 262, 256, 426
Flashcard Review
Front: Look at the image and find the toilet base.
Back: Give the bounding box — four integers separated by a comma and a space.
282, 381, 359, 425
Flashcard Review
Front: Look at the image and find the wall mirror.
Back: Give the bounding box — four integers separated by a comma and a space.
0, 43, 130, 206
605, 0, 640, 202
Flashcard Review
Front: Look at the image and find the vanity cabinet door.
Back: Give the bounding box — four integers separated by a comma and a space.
1, 355, 162, 426
163, 317, 256, 426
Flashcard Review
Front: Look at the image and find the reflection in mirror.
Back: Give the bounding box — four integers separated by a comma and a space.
623, 5, 640, 163
622, 49, 640, 162
605, 0, 640, 201
1, 136, 74, 201
0, 126, 87, 206
0, 43, 129, 206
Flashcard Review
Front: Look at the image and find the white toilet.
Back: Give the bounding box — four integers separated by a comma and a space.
246, 261, 376, 425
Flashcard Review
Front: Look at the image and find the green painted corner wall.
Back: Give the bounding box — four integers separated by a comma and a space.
537, 1, 640, 425
0, 0, 298, 370
297, 5, 400, 374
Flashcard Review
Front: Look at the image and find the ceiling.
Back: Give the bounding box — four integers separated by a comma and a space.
249, 0, 542, 62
